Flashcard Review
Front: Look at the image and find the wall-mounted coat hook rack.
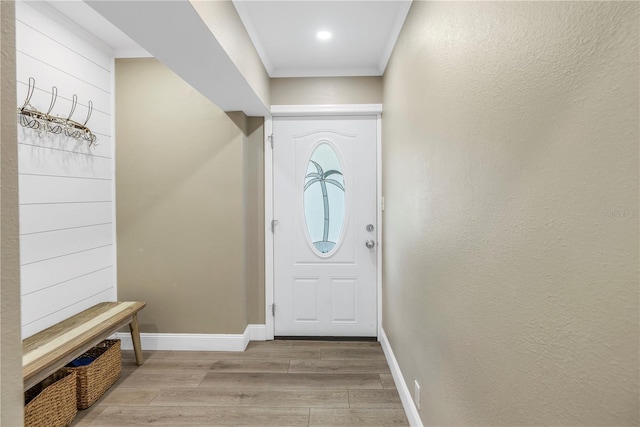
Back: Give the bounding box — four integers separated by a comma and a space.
18, 77, 98, 146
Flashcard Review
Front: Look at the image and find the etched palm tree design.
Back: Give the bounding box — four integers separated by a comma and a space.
305, 159, 345, 253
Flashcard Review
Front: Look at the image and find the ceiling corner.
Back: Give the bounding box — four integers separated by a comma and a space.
114, 47, 153, 59
377, 0, 412, 75
27, 0, 115, 56
232, 0, 274, 76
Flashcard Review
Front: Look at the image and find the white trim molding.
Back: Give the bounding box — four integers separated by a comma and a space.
115, 332, 247, 352
246, 324, 267, 342
270, 67, 382, 78
271, 104, 383, 117
115, 324, 266, 352
380, 328, 423, 427
376, 115, 383, 339
264, 117, 275, 340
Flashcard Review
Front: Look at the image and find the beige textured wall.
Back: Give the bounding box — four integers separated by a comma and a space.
190, 0, 270, 109
270, 77, 382, 105
116, 58, 264, 334
382, 2, 639, 426
0, 1, 23, 424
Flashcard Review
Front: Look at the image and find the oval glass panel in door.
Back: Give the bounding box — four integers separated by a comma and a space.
304, 143, 346, 255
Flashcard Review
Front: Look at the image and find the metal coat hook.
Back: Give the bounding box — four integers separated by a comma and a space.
21, 77, 36, 109
18, 77, 42, 130
66, 94, 77, 121
44, 86, 64, 135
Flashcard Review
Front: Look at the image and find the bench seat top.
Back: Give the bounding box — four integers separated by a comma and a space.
23, 301, 146, 390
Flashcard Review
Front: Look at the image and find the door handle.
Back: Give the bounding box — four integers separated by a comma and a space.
365, 240, 375, 249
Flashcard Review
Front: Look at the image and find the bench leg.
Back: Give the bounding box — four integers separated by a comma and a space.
129, 314, 144, 365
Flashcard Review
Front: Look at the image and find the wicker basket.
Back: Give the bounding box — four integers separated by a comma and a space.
63, 339, 121, 409
25, 370, 77, 427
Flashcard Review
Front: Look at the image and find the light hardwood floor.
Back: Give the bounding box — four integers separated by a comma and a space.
71, 340, 409, 426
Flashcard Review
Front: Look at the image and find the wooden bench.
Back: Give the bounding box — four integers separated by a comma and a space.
23, 301, 146, 390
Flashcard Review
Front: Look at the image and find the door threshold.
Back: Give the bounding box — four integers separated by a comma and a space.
275, 336, 377, 342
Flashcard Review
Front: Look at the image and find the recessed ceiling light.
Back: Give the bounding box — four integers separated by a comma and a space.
316, 31, 332, 40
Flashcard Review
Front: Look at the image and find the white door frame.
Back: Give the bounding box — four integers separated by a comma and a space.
264, 104, 383, 340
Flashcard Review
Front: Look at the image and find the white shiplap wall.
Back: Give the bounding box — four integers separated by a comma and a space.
16, 2, 116, 338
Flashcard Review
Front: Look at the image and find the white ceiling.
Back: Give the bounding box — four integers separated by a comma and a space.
233, 0, 412, 77
41, 0, 410, 78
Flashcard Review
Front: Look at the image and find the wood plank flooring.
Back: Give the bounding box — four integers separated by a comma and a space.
71, 340, 408, 426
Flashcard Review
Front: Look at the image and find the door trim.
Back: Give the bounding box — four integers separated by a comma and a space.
271, 104, 383, 117
265, 104, 383, 340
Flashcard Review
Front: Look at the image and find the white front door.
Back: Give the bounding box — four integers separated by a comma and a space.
273, 116, 377, 337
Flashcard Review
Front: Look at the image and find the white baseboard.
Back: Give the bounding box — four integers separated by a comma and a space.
114, 324, 266, 352
246, 323, 267, 342
380, 328, 423, 427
